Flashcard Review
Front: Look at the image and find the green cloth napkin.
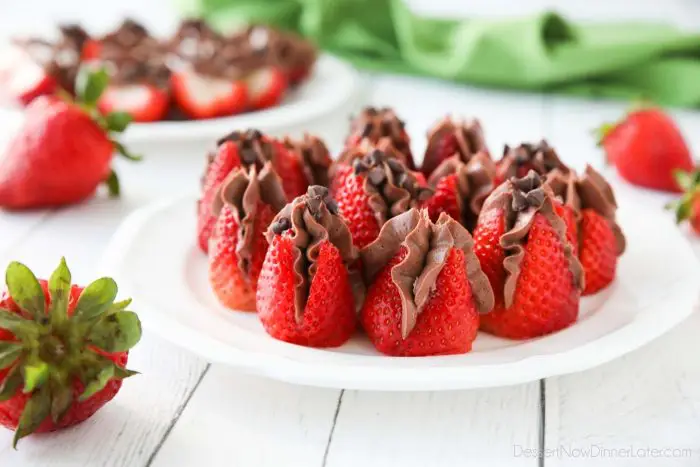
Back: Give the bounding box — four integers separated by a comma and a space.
180, 0, 700, 107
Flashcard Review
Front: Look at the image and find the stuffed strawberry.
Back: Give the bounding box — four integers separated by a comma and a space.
197, 129, 311, 252
209, 163, 287, 311
283, 134, 333, 188
494, 141, 569, 186
169, 20, 247, 119
257, 186, 362, 347
422, 116, 489, 177
4, 25, 96, 105
95, 20, 170, 122
547, 166, 626, 295
335, 149, 433, 249
360, 209, 493, 356
345, 107, 414, 169
596, 107, 694, 193
0, 258, 141, 447
423, 152, 496, 230
473, 171, 584, 339
0, 68, 140, 210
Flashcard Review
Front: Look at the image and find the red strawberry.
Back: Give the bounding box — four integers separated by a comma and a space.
596, 107, 694, 192
0, 49, 56, 106
345, 107, 414, 169
0, 258, 141, 447
0, 68, 140, 210
670, 169, 700, 235
423, 153, 496, 230
171, 71, 247, 120
257, 187, 360, 347
422, 116, 488, 177
546, 166, 626, 295
209, 164, 287, 311
360, 209, 493, 356
335, 149, 432, 249
494, 141, 568, 186
246, 67, 287, 110
473, 172, 584, 339
283, 134, 333, 188
98, 84, 169, 122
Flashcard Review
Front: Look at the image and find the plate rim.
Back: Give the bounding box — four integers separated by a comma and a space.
100, 196, 700, 390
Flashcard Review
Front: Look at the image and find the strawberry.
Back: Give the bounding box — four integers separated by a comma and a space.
596, 107, 694, 193
98, 84, 169, 122
171, 71, 247, 120
0, 258, 141, 447
283, 134, 333, 188
546, 166, 626, 295
494, 140, 568, 186
423, 152, 496, 230
209, 163, 288, 311
257, 186, 361, 347
670, 169, 700, 235
197, 129, 312, 252
473, 172, 584, 339
0, 68, 140, 210
246, 67, 288, 110
422, 116, 488, 177
335, 149, 433, 249
345, 107, 415, 169
360, 209, 493, 356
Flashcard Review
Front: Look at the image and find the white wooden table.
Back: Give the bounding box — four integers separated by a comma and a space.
1, 1, 700, 466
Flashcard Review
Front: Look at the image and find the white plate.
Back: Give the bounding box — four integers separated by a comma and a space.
100, 195, 700, 391
0, 55, 361, 151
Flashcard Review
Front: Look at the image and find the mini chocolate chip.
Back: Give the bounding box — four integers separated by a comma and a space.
361, 122, 374, 138
353, 159, 369, 174
395, 172, 407, 187
326, 199, 339, 215
272, 217, 291, 234
250, 129, 262, 139
398, 119, 406, 129
386, 158, 404, 173
307, 197, 323, 214
368, 167, 386, 185
512, 190, 529, 211
417, 188, 433, 201
502, 145, 510, 157
526, 190, 545, 206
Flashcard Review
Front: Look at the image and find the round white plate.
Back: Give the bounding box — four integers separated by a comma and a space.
0, 54, 361, 148
100, 195, 700, 391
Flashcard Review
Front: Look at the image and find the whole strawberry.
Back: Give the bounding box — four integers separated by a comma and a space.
596, 107, 694, 192
423, 152, 496, 230
473, 172, 584, 339
0, 68, 140, 210
494, 140, 568, 186
283, 134, 333, 188
209, 163, 287, 311
361, 209, 493, 356
547, 166, 626, 295
0, 258, 141, 447
669, 169, 700, 235
256, 186, 362, 347
422, 116, 488, 177
335, 149, 433, 249
345, 107, 414, 169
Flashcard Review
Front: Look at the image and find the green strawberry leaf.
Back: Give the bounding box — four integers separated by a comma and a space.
105, 170, 120, 197
76, 67, 109, 107
88, 310, 142, 353
5, 262, 46, 321
113, 366, 139, 380
113, 141, 143, 162
50, 383, 73, 424
22, 360, 49, 393
674, 170, 693, 192
0, 343, 23, 370
109, 299, 132, 313
48, 257, 71, 325
78, 363, 114, 401
0, 308, 35, 337
73, 277, 118, 321
105, 112, 132, 133
13, 385, 51, 448
0, 366, 23, 401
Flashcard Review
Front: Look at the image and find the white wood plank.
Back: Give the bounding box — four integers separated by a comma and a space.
325, 385, 541, 467
151, 365, 343, 467
543, 97, 700, 467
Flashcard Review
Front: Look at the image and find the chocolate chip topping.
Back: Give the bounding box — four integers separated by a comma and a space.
497, 140, 569, 180
427, 152, 497, 230
480, 171, 584, 308
216, 129, 274, 168
353, 149, 433, 227
546, 166, 626, 256
347, 107, 414, 169
212, 163, 287, 281
361, 209, 494, 338
423, 116, 488, 176
283, 134, 332, 187
266, 186, 362, 322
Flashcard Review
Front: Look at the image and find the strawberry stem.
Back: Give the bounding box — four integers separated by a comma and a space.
105, 170, 120, 197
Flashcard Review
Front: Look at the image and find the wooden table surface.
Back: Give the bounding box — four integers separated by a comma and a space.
1, 1, 700, 466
